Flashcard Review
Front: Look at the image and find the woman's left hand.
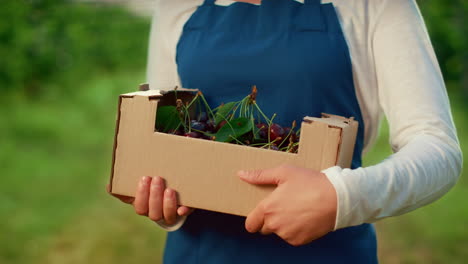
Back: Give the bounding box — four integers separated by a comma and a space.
238, 164, 337, 246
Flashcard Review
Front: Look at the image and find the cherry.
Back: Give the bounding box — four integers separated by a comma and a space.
202, 134, 214, 140
185, 131, 202, 138
256, 123, 268, 139
206, 119, 216, 132
261, 144, 279, 151
198, 112, 208, 122
269, 123, 285, 141
168, 128, 184, 136
191, 120, 207, 132
269, 144, 279, 151
281, 127, 297, 146
239, 131, 254, 145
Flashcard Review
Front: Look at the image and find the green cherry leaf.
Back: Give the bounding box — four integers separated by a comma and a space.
156, 105, 181, 132
215, 117, 253, 142
214, 102, 237, 125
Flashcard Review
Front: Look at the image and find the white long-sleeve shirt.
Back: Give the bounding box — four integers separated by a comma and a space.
146, 0, 462, 231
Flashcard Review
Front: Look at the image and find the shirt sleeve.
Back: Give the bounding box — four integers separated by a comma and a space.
155, 216, 187, 231
146, 0, 196, 232
323, 0, 463, 230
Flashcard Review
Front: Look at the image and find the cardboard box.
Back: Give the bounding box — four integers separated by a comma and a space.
109, 85, 358, 217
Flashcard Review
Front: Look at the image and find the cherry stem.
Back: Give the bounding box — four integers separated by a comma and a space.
229, 135, 247, 145
267, 113, 277, 145
181, 103, 191, 132
278, 120, 297, 148
253, 102, 271, 124
197, 91, 216, 121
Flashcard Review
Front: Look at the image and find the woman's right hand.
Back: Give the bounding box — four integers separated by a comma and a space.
107, 176, 194, 225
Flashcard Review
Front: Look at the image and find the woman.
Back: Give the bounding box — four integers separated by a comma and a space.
111, 0, 462, 263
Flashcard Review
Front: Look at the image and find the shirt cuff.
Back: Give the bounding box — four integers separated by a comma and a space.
322, 166, 353, 231
155, 215, 187, 231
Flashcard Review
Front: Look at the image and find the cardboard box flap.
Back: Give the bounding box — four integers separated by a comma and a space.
321, 112, 355, 122
304, 116, 349, 128
303, 114, 358, 168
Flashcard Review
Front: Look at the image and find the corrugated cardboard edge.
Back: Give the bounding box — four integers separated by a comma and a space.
109, 85, 198, 193
109, 95, 124, 193
303, 114, 358, 168
335, 117, 358, 168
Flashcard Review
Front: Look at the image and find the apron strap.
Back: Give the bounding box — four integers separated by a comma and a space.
202, 0, 216, 5
296, 0, 326, 31
304, 0, 321, 5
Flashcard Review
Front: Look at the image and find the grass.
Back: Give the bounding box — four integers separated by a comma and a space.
0, 71, 166, 264
0, 72, 466, 263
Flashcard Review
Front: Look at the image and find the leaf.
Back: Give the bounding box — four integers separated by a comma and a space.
155, 106, 181, 132
215, 117, 253, 142
214, 102, 237, 125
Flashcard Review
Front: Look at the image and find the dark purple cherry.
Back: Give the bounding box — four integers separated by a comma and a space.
269, 144, 279, 151
206, 119, 216, 132
191, 120, 207, 132
256, 123, 268, 139
198, 112, 208, 122
185, 131, 202, 138
168, 128, 184, 136
282, 127, 297, 145
202, 134, 214, 140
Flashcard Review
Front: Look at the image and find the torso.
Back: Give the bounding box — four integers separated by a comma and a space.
163, 1, 378, 263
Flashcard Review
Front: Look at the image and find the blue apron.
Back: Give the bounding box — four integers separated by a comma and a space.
165, 0, 378, 263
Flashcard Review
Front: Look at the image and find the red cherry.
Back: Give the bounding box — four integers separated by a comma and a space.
269, 123, 285, 141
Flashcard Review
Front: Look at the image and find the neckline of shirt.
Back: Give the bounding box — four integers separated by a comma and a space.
214, 0, 303, 6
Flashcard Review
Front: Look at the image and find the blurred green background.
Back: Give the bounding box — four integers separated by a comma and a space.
0, 0, 466, 263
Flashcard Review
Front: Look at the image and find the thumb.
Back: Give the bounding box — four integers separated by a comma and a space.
237, 166, 284, 185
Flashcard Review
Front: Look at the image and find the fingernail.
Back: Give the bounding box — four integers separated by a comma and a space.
237, 170, 247, 177
165, 189, 173, 198
152, 176, 160, 186
140, 177, 146, 186
144, 176, 152, 185
177, 207, 184, 216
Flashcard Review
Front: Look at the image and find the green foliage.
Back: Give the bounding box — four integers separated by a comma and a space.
155, 106, 181, 132
0, 0, 149, 97
215, 117, 253, 142
214, 102, 237, 125
417, 0, 468, 94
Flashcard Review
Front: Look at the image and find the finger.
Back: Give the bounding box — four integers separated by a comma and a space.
107, 184, 135, 204
163, 188, 178, 225
177, 206, 194, 216
133, 176, 151, 215
245, 203, 265, 233
259, 224, 274, 235
237, 166, 286, 185
148, 176, 165, 221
